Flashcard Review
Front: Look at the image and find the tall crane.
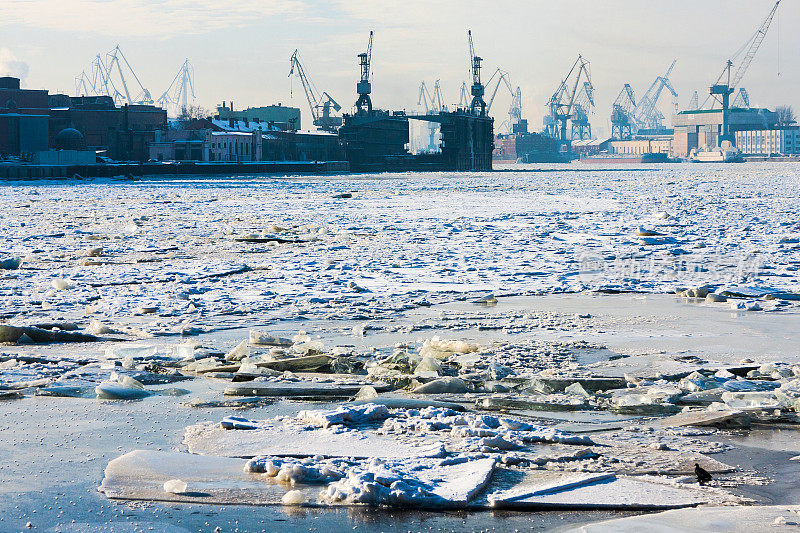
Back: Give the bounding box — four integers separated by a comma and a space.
708, 1, 780, 141
418, 80, 444, 114
355, 31, 374, 115
633, 60, 678, 131
467, 30, 486, 117
105, 46, 153, 105
509, 86, 524, 133
545, 55, 592, 142
157, 59, 196, 118
75, 46, 153, 106
571, 81, 595, 140
458, 81, 470, 109
289, 50, 342, 130
484, 68, 522, 134
611, 84, 637, 140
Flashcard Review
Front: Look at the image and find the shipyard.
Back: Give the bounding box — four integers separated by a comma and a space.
3, 2, 800, 533
0, 0, 798, 177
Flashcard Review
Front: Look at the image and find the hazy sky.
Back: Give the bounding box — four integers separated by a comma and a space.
1, 0, 796, 135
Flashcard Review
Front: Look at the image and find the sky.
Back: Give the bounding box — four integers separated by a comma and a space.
0, 0, 797, 135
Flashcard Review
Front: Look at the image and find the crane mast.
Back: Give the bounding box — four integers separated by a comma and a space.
355, 31, 374, 115
709, 0, 780, 141
611, 84, 637, 140
546, 55, 592, 142
467, 30, 486, 117
289, 49, 342, 130
634, 59, 678, 131
157, 59, 196, 117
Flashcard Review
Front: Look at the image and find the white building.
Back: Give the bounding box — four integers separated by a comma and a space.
734, 128, 800, 155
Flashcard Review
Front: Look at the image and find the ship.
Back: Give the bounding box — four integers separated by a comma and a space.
689, 141, 743, 163
493, 120, 569, 163
579, 152, 669, 164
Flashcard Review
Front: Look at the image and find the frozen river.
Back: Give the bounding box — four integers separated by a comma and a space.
3, 163, 800, 532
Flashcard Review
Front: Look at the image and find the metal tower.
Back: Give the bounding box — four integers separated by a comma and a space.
290, 50, 342, 130
633, 60, 678, 131
611, 84, 637, 140
708, 1, 780, 141
545, 55, 592, 142
157, 59, 196, 117
467, 30, 486, 117
355, 31, 374, 115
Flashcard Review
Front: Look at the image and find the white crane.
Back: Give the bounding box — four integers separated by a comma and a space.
157, 59, 196, 117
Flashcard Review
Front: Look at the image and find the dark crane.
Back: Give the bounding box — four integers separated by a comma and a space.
467, 30, 486, 117
708, 1, 780, 141
355, 31, 374, 115
289, 50, 342, 130
611, 84, 637, 140
546, 55, 592, 142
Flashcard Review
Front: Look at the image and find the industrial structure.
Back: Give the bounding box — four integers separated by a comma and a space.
75, 46, 154, 107
340, 30, 494, 172
157, 59, 195, 117
705, 1, 780, 142
289, 50, 342, 131
6, 5, 800, 172
673, 0, 783, 157
610, 61, 678, 140
544, 55, 594, 144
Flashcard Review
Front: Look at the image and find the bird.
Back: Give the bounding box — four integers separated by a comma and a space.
695, 463, 712, 486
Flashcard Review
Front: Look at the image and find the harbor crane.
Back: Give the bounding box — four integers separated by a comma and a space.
157, 59, 196, 118
74, 46, 153, 106
458, 81, 470, 109
633, 60, 678, 131
571, 81, 594, 140
467, 30, 486, 117
105, 46, 153, 105
289, 50, 342, 130
708, 0, 780, 141
417, 80, 444, 114
355, 31, 374, 115
545, 55, 592, 142
417, 80, 444, 152
611, 84, 637, 140
484, 68, 523, 134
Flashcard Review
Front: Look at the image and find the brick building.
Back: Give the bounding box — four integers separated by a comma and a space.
0, 76, 49, 158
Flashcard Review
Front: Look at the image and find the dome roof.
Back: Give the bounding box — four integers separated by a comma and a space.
54, 128, 86, 151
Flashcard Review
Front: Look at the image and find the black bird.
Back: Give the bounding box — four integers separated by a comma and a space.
695, 463, 712, 486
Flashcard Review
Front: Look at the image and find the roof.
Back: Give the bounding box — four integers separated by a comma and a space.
571, 138, 610, 147
211, 118, 282, 133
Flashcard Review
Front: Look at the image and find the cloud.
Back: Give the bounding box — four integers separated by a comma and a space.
0, 48, 29, 81
0, 0, 308, 38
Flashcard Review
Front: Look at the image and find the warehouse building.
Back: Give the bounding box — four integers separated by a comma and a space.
0, 76, 49, 158
734, 128, 800, 155
672, 108, 777, 157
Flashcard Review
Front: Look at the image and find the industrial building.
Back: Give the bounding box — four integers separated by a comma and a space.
609, 137, 673, 156
49, 95, 167, 161
0, 76, 49, 158
735, 128, 800, 156
216, 102, 301, 131
672, 108, 777, 157
149, 117, 342, 163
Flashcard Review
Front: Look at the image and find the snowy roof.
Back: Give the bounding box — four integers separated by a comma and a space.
211, 131, 255, 137
211, 118, 282, 133
571, 138, 611, 147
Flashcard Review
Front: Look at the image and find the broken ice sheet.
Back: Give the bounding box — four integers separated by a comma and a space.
100, 450, 495, 509
485, 471, 738, 510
